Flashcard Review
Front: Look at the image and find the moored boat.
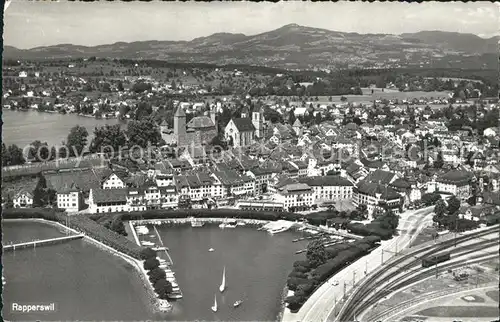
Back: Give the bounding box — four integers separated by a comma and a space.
211, 294, 218, 312
219, 266, 226, 293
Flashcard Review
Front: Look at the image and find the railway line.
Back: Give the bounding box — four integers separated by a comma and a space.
357, 246, 499, 321
334, 225, 500, 322
368, 254, 500, 322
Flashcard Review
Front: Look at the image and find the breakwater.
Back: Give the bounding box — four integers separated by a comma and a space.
3, 234, 84, 252
4, 218, 170, 314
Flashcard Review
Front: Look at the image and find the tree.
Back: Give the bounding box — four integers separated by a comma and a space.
28, 140, 52, 162
306, 239, 327, 268
3, 143, 25, 166
126, 119, 162, 148
148, 267, 166, 285
433, 199, 447, 226
434, 150, 444, 169
32, 174, 48, 207
4, 194, 14, 208
446, 195, 461, 215
110, 216, 127, 236
117, 81, 124, 92
140, 247, 157, 260
2, 143, 9, 166
90, 124, 127, 154
66, 125, 89, 157
154, 279, 173, 299
143, 257, 160, 271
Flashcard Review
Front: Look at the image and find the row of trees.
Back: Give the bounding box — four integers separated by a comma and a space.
140, 248, 173, 300
285, 235, 381, 312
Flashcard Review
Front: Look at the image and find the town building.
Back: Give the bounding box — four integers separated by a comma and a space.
274, 182, 315, 211
56, 183, 82, 213
88, 188, 128, 213
298, 176, 354, 204
353, 181, 402, 217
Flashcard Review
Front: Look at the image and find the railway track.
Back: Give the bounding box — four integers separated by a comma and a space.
359, 248, 499, 319
335, 225, 499, 322
368, 253, 500, 322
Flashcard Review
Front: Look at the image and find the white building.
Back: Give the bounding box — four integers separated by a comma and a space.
274, 183, 314, 211
102, 172, 126, 189
88, 188, 128, 213
56, 183, 82, 213
299, 176, 354, 204
13, 190, 33, 208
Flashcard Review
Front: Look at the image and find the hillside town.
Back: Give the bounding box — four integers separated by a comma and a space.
3, 80, 500, 227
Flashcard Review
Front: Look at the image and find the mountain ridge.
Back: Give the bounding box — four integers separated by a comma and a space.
4, 24, 498, 69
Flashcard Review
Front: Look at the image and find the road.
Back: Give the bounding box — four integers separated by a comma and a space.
337, 226, 500, 322
281, 206, 434, 322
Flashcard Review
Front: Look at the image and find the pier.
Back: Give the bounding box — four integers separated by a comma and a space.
3, 234, 85, 252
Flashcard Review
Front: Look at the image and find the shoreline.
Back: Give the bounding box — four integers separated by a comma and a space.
276, 285, 290, 322
129, 217, 271, 226
3, 218, 170, 314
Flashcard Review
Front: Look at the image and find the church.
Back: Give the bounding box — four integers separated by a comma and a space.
160, 105, 218, 147
224, 107, 265, 147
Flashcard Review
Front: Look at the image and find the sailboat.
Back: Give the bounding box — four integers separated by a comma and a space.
219, 266, 226, 293
211, 294, 218, 312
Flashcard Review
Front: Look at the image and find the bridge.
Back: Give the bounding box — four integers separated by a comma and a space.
3, 234, 85, 252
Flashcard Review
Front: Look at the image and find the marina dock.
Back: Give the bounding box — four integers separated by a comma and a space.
131, 222, 183, 299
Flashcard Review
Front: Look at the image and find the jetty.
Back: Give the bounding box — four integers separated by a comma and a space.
3, 234, 85, 252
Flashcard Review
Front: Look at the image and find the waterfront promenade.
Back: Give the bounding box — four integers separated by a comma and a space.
282, 206, 435, 322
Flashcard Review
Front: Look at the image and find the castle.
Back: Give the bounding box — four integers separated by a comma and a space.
160, 105, 218, 147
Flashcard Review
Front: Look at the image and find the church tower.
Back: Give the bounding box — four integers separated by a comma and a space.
174, 105, 186, 146
210, 104, 218, 133
252, 108, 264, 139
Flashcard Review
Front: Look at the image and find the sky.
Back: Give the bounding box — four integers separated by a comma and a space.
4, 1, 500, 49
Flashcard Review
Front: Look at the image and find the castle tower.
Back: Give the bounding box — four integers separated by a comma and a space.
174, 105, 186, 146
252, 108, 264, 139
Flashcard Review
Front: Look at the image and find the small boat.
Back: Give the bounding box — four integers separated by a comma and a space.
233, 300, 243, 308
268, 226, 289, 235
191, 220, 205, 228
219, 223, 226, 229
211, 294, 218, 312
292, 239, 299, 242
225, 220, 237, 228
209, 248, 215, 252
219, 266, 226, 293
236, 222, 246, 226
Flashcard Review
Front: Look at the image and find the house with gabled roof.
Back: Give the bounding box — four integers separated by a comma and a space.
13, 189, 34, 208
102, 172, 127, 189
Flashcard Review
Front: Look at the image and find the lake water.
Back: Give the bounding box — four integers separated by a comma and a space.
1, 109, 123, 148
2, 221, 309, 321
156, 224, 309, 321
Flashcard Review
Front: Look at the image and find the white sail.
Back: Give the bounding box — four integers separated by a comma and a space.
219, 266, 226, 293
211, 294, 218, 312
